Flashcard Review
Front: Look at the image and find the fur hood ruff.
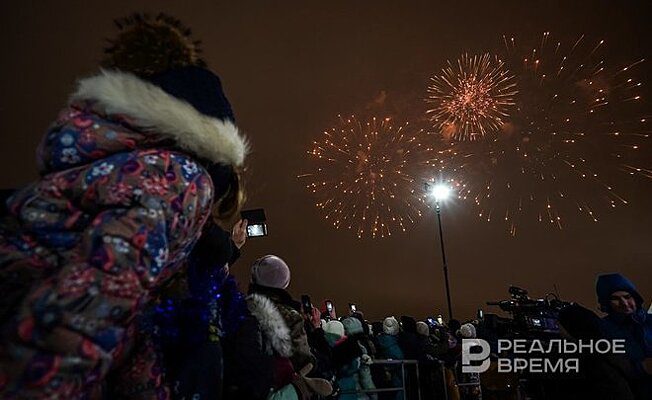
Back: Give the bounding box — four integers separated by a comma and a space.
246, 293, 293, 357
71, 69, 248, 166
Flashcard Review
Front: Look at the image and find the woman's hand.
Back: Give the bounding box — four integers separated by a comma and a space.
232, 219, 248, 249
310, 306, 322, 329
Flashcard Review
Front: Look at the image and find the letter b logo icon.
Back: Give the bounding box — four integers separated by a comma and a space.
462, 339, 490, 373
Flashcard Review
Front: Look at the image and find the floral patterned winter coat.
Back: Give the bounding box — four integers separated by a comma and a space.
0, 70, 246, 399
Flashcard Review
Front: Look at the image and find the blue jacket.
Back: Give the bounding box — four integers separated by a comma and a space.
596, 273, 652, 376
377, 334, 404, 360
600, 309, 652, 374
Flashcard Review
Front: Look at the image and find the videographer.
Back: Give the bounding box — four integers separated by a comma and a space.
595, 273, 652, 398
559, 302, 637, 399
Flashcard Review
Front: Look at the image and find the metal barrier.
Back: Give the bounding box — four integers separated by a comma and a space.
337, 359, 450, 400
454, 360, 482, 400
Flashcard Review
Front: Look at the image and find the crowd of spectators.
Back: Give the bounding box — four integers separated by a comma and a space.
0, 12, 649, 400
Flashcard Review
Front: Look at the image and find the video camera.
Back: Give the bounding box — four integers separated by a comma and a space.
485, 286, 571, 337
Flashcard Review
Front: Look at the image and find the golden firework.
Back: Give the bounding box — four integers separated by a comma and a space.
426, 53, 517, 141
433, 33, 650, 235
300, 116, 435, 238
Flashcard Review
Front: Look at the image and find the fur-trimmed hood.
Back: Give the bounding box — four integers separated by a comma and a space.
70, 70, 247, 166
246, 293, 293, 358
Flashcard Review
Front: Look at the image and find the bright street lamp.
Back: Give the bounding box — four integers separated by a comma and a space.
425, 181, 454, 320
430, 184, 451, 203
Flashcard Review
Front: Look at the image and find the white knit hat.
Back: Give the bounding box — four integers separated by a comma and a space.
383, 316, 400, 336
416, 321, 430, 337
323, 320, 345, 338
458, 323, 477, 338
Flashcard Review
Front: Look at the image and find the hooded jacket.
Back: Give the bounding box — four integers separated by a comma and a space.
222, 293, 293, 400
249, 284, 316, 370
596, 274, 652, 377
0, 70, 246, 399
596, 273, 645, 312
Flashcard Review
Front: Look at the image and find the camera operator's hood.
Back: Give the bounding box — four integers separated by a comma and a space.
596, 273, 643, 310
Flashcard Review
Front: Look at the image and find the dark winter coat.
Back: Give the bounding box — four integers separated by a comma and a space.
249, 284, 316, 370
305, 324, 336, 380
157, 223, 244, 400
601, 310, 652, 374
332, 336, 364, 368
0, 70, 246, 399
559, 303, 649, 399
222, 293, 293, 400
398, 332, 422, 361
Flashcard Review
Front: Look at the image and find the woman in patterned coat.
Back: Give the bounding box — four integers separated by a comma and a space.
0, 14, 247, 398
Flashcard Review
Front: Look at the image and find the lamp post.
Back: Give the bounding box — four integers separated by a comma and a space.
426, 182, 454, 320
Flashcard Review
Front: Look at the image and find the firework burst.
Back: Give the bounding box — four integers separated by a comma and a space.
426, 53, 518, 141
299, 116, 435, 238
431, 33, 650, 235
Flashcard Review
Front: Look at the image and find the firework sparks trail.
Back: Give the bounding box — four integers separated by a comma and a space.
426, 53, 518, 141
428, 33, 650, 235
299, 115, 436, 238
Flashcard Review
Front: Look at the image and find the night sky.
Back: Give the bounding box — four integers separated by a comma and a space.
1, 1, 651, 321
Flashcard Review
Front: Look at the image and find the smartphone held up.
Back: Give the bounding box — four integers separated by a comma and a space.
240, 208, 268, 238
